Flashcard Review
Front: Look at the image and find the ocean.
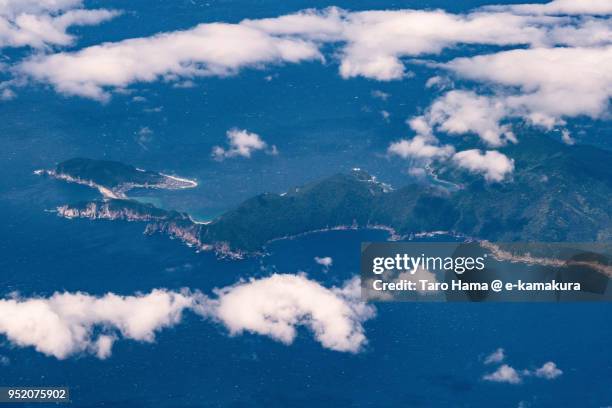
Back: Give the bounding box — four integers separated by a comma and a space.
1, 0, 611, 406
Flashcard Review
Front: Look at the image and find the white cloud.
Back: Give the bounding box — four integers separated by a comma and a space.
533, 361, 563, 379
15, 3, 612, 99
407, 167, 427, 178
443, 47, 612, 130
198, 274, 375, 353
561, 129, 575, 145
252, 6, 609, 81
3, 1, 609, 176
0, 0, 81, 17
314, 256, 333, 268
20, 22, 322, 101
250, 4, 612, 145
481, 349, 563, 384
484, 347, 506, 364
483, 364, 522, 384
419, 91, 517, 147
241, 7, 345, 42
425, 75, 453, 90
407, 116, 434, 136
249, 4, 612, 144
0, 0, 118, 49
388, 135, 455, 161
387, 118, 516, 182
172, 80, 195, 89
546, 18, 612, 48
487, 0, 612, 15
409, 46, 611, 150
93, 335, 114, 359
452, 149, 515, 182
387, 133, 515, 183
0, 275, 374, 359
0, 289, 194, 359
212, 128, 276, 160
335, 9, 554, 81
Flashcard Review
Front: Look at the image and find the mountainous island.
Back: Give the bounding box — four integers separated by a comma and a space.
41, 136, 612, 258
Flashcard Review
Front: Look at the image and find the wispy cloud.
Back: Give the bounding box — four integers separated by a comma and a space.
0, 0, 119, 50
484, 348, 506, 365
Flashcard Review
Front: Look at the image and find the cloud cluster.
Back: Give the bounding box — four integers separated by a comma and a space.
249, 6, 609, 79
212, 128, 277, 160
482, 348, 563, 384
415, 91, 518, 147
336, 10, 551, 81
388, 121, 515, 182
0, 275, 374, 359
390, 35, 610, 181
0, 0, 118, 50
20, 23, 322, 100
14, 2, 611, 101
391, 46, 610, 170
4, 1, 610, 180
0, 289, 194, 359
200, 275, 373, 353
254, 5, 608, 174
442, 46, 612, 131
391, 50, 612, 181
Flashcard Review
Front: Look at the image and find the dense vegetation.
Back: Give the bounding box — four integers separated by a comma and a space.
198, 135, 611, 251
55, 136, 612, 254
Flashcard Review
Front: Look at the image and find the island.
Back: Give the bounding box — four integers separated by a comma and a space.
36, 158, 197, 199
41, 134, 612, 258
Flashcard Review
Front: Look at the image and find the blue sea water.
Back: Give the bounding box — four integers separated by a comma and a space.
1, 0, 612, 407
2, 219, 612, 407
